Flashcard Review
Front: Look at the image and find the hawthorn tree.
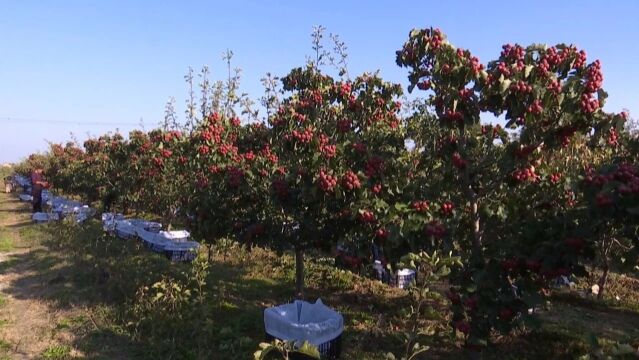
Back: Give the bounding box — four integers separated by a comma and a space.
396, 28, 627, 348
580, 128, 639, 298
267, 65, 409, 297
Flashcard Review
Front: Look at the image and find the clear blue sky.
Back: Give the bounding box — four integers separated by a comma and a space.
1, 1, 638, 163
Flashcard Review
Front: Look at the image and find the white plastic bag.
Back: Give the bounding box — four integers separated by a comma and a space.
264, 299, 343, 346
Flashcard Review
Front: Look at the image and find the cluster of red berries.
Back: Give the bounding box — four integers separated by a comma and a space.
320, 143, 337, 158
564, 237, 585, 251
440, 201, 454, 216
152, 157, 164, 168
227, 166, 244, 187
573, 49, 587, 69
337, 118, 351, 132
271, 178, 288, 199
512, 166, 538, 182
501, 44, 525, 61
427, 28, 444, 50
510, 80, 533, 94
163, 131, 182, 143
260, 145, 278, 164
290, 128, 314, 144
243, 151, 255, 161
425, 221, 446, 238
514, 145, 535, 159
359, 210, 377, 223
527, 100, 544, 115
469, 56, 483, 75
139, 141, 152, 154
549, 172, 562, 184
198, 145, 210, 155
458, 88, 473, 99
607, 128, 618, 146
338, 82, 351, 97
580, 93, 600, 114
546, 79, 562, 93
452, 152, 467, 169
497, 61, 512, 77
584, 60, 603, 93
443, 110, 464, 123
341, 170, 361, 191
318, 169, 338, 193
417, 80, 431, 90
454, 321, 471, 335
371, 183, 382, 194
160, 149, 172, 158
196, 174, 209, 189
218, 143, 237, 156
595, 192, 613, 207
294, 113, 306, 123
375, 228, 389, 239
411, 200, 429, 212
365, 156, 384, 177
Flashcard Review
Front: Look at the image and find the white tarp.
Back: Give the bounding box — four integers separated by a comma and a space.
264, 299, 343, 346
102, 213, 125, 232
156, 230, 190, 242
32, 212, 60, 223
137, 228, 172, 252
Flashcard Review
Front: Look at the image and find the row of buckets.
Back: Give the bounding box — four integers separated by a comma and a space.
102, 214, 200, 262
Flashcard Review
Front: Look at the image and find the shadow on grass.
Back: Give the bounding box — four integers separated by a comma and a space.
0, 221, 333, 359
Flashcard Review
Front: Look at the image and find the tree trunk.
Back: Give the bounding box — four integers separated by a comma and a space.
597, 262, 609, 300
459, 133, 483, 264
470, 199, 482, 260
295, 246, 304, 299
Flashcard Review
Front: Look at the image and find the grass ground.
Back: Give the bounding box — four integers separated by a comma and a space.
0, 187, 637, 359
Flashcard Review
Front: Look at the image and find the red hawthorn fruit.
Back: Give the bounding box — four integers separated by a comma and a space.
501, 258, 518, 272
152, 157, 164, 168
595, 192, 613, 207
452, 152, 466, 169
371, 183, 382, 194
337, 118, 351, 132
463, 296, 478, 311
440, 201, 454, 216
454, 321, 471, 335
318, 169, 338, 193
321, 144, 337, 158
358, 210, 376, 224
341, 170, 361, 191
526, 260, 541, 273
227, 167, 244, 187
565, 237, 585, 251
446, 290, 461, 305
549, 173, 562, 184
425, 221, 446, 238
198, 145, 210, 155
375, 228, 389, 239
607, 129, 618, 146
161, 149, 172, 158
417, 80, 431, 90
499, 308, 514, 321
527, 100, 543, 115
411, 200, 429, 212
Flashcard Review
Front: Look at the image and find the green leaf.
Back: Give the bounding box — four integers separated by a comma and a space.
500, 79, 512, 94
524, 65, 534, 78
294, 342, 321, 359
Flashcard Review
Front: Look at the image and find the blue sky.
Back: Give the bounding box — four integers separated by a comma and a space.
1, 1, 638, 163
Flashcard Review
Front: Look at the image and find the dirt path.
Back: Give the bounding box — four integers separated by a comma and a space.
0, 192, 81, 359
